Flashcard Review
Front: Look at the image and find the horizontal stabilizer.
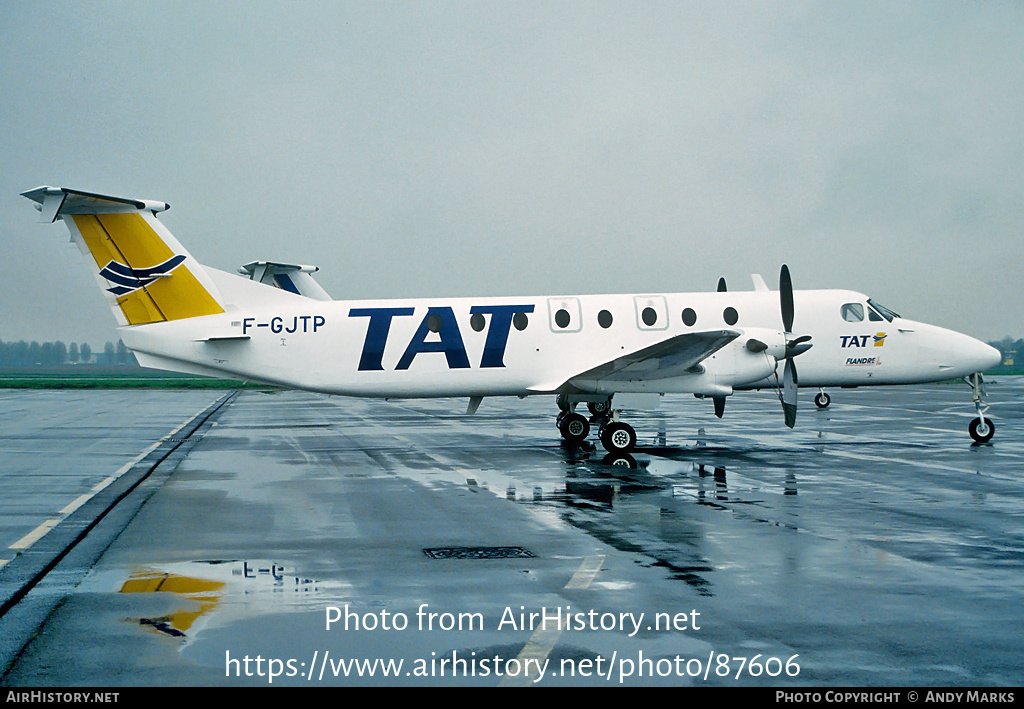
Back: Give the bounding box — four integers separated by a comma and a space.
21, 186, 169, 223
238, 261, 332, 300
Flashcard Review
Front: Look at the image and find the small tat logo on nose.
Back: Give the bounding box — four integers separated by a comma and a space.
99, 254, 186, 295
873, 333, 887, 347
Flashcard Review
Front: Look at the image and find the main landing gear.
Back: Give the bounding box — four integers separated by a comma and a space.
966, 372, 995, 444
556, 396, 637, 453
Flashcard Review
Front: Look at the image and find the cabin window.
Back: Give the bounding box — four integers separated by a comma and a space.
427, 313, 443, 332
641, 307, 658, 326
841, 303, 864, 322
513, 312, 529, 331
723, 307, 738, 326
554, 309, 571, 328
598, 310, 613, 328
470, 313, 486, 332
682, 308, 697, 326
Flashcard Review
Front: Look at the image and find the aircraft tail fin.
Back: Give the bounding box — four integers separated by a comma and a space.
21, 186, 226, 326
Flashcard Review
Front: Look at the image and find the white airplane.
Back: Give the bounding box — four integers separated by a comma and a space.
22, 186, 1001, 455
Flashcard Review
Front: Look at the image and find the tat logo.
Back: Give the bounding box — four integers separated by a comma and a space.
840, 333, 886, 348
349, 304, 535, 371
99, 254, 186, 295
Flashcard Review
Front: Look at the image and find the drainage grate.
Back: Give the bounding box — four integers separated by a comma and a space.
423, 546, 535, 560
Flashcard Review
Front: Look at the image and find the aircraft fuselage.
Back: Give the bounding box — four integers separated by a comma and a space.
121, 278, 997, 400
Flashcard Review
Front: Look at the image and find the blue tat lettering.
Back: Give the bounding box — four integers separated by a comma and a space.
396, 307, 470, 370
470, 304, 535, 368
350, 307, 415, 371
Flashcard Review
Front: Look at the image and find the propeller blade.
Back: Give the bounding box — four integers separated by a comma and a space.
786, 334, 813, 358
717, 277, 727, 293
713, 396, 726, 418
782, 358, 798, 428
780, 264, 794, 333
786, 342, 813, 358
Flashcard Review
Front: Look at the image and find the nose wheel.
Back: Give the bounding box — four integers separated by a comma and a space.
966, 373, 995, 443
814, 390, 831, 408
969, 416, 995, 444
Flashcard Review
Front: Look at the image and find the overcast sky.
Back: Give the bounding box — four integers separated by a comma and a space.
1, 1, 1021, 347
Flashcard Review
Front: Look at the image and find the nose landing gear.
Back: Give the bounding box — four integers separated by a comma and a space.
966, 373, 995, 443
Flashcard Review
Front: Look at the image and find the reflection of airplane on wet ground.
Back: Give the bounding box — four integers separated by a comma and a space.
23, 186, 1001, 452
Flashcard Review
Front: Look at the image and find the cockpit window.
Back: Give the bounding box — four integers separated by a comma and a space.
840, 303, 864, 322
867, 299, 900, 323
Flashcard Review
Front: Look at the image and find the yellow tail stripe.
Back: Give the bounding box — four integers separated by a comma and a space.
71, 213, 224, 324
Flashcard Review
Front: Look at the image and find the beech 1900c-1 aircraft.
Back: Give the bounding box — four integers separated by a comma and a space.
22, 186, 1001, 455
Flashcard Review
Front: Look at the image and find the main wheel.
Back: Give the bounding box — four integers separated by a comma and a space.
969, 417, 995, 443
814, 392, 831, 408
559, 412, 590, 444
588, 399, 611, 418
600, 421, 637, 453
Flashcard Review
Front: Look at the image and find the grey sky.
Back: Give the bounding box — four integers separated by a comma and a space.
1, 1, 1021, 348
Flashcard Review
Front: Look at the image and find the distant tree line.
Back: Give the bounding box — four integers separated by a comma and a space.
989, 337, 1024, 366
0, 339, 136, 366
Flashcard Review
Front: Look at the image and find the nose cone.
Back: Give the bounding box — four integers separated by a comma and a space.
910, 322, 1002, 379
975, 339, 1002, 372
949, 331, 1001, 376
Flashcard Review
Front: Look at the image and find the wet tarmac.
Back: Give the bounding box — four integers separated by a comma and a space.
0, 378, 1022, 687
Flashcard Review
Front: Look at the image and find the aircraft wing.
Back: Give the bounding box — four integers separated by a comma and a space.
524, 329, 740, 392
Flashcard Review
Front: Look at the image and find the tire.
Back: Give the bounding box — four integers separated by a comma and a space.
600, 421, 637, 453
559, 412, 590, 444
814, 392, 831, 409
969, 417, 995, 443
588, 399, 611, 418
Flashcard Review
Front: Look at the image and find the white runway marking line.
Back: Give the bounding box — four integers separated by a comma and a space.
822, 447, 978, 475
914, 426, 963, 434
10, 520, 60, 550
500, 555, 606, 687
60, 494, 93, 516
5, 403, 212, 553
565, 555, 605, 589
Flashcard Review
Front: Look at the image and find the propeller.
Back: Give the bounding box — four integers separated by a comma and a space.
778, 264, 812, 428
